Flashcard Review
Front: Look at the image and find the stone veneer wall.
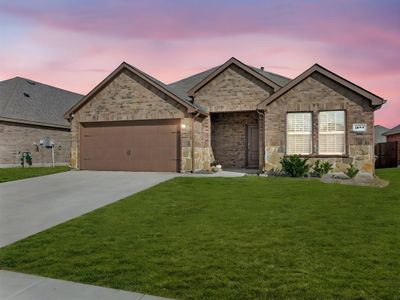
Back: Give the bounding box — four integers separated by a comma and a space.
193, 65, 274, 170
211, 112, 258, 168
0, 121, 70, 167
264, 73, 375, 174
70, 69, 199, 172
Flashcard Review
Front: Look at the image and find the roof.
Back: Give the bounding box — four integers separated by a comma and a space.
186, 57, 284, 96
374, 125, 389, 144
383, 124, 400, 136
65, 62, 207, 118
168, 64, 291, 97
0, 77, 82, 128
258, 64, 386, 110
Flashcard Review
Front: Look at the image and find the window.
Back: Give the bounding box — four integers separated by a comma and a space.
318, 111, 345, 155
286, 113, 312, 155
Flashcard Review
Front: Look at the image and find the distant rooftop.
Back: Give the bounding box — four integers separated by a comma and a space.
0, 77, 83, 128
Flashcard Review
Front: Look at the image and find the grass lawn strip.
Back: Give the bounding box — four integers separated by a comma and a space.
0, 166, 70, 183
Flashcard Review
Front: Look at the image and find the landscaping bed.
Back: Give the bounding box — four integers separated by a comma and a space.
0, 169, 399, 299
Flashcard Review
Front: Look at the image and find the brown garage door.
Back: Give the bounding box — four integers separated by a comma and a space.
80, 120, 180, 172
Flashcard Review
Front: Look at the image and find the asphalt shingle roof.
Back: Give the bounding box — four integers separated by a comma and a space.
0, 77, 82, 127
167, 65, 291, 100
383, 124, 400, 136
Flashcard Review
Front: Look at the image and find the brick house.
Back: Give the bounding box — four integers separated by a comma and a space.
0, 77, 82, 167
65, 57, 386, 175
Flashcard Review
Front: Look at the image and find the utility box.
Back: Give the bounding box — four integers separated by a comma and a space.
40, 137, 55, 148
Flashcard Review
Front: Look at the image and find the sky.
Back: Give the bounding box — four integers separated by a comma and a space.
0, 0, 399, 127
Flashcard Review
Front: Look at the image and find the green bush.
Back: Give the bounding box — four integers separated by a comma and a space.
312, 160, 333, 177
346, 163, 359, 178
280, 155, 310, 177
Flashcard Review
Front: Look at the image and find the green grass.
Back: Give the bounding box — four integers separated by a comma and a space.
0, 166, 70, 183
0, 169, 399, 299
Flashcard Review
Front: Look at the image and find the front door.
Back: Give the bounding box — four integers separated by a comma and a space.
246, 125, 259, 168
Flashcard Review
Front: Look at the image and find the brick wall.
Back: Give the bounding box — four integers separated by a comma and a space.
70, 69, 197, 171
193, 65, 274, 170
211, 112, 258, 168
194, 65, 273, 112
264, 73, 375, 174
0, 121, 70, 167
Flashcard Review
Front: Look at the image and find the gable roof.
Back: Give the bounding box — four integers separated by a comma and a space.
186, 57, 283, 96
65, 62, 207, 118
258, 64, 386, 110
250, 66, 292, 87
383, 124, 400, 136
0, 77, 82, 128
168, 64, 291, 98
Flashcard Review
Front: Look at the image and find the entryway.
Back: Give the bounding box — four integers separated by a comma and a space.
211, 111, 259, 169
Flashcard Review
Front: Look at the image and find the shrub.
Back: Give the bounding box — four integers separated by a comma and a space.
312, 160, 333, 177
280, 155, 310, 177
346, 163, 359, 178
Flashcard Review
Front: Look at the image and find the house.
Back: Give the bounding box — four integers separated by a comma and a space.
0, 77, 82, 167
65, 57, 386, 175
383, 124, 400, 143
374, 125, 388, 144
383, 124, 400, 166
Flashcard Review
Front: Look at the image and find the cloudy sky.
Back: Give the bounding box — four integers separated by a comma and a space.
0, 0, 399, 127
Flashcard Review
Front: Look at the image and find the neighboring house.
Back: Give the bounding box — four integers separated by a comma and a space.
0, 77, 82, 167
383, 124, 400, 166
374, 125, 388, 144
383, 124, 400, 143
65, 57, 386, 175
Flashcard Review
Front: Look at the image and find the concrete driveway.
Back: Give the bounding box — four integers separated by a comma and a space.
0, 171, 177, 247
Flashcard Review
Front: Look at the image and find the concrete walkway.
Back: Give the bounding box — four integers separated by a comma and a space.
0, 171, 177, 247
0, 270, 171, 300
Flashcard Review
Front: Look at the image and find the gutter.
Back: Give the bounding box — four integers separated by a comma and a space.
0, 116, 70, 130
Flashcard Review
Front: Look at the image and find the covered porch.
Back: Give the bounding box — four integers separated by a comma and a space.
210, 111, 263, 169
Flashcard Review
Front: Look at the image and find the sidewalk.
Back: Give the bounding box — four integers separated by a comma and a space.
0, 270, 171, 300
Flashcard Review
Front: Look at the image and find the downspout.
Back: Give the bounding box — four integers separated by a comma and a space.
191, 112, 200, 173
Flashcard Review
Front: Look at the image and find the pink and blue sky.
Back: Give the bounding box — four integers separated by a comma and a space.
0, 0, 399, 127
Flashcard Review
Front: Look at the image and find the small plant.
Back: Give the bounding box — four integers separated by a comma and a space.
25, 152, 33, 166
280, 155, 310, 177
345, 163, 359, 179
312, 160, 333, 177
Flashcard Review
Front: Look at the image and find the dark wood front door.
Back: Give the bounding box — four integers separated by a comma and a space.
246, 125, 259, 168
80, 120, 180, 172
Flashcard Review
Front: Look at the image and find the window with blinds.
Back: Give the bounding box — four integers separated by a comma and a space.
286, 113, 312, 155
318, 111, 345, 155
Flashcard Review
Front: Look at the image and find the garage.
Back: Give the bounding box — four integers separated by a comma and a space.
80, 119, 180, 172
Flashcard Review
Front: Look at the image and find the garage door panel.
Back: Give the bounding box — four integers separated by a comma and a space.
80, 120, 180, 172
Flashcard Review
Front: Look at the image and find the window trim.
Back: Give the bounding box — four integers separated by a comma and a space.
285, 111, 313, 155
317, 110, 347, 156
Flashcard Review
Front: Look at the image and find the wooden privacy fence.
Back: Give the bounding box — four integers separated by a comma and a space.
375, 141, 399, 169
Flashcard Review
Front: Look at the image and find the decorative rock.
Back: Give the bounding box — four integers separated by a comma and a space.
322, 172, 351, 180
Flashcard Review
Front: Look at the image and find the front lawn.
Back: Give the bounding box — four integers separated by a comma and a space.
0, 169, 399, 299
0, 166, 70, 183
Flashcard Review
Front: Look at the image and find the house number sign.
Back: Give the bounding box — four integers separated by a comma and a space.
352, 123, 367, 133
